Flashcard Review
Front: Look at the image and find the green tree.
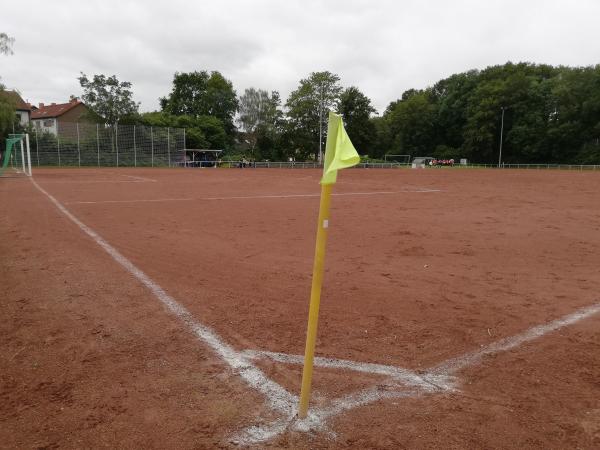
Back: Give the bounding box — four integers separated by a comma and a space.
78, 73, 139, 124
139, 111, 227, 150
160, 71, 238, 134
384, 89, 438, 158
0, 33, 16, 149
286, 71, 343, 161
337, 86, 377, 155
238, 88, 283, 159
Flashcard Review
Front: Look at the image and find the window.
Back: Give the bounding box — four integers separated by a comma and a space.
43, 119, 54, 127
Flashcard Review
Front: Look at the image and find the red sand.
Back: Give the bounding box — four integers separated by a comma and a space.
1, 167, 599, 448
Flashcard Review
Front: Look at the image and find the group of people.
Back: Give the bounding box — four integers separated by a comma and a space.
238, 158, 256, 168
429, 158, 455, 166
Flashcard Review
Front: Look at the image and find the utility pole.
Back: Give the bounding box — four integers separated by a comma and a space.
498, 106, 506, 168
318, 94, 323, 165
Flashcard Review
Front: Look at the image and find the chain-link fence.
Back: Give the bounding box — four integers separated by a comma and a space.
31, 122, 185, 167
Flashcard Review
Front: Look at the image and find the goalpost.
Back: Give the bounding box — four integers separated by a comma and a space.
0, 133, 32, 178
383, 154, 411, 164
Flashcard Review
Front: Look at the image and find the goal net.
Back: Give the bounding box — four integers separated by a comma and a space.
1, 133, 32, 178
383, 154, 411, 164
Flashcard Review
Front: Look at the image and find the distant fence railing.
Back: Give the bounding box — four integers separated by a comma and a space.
175, 160, 600, 171
209, 161, 411, 169
458, 163, 600, 170
31, 122, 185, 167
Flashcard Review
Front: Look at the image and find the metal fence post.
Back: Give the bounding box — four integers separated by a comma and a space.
34, 128, 39, 166
76, 122, 81, 167
57, 122, 61, 167
167, 127, 171, 167
115, 123, 119, 167
133, 125, 137, 167
151, 126, 154, 167
96, 123, 100, 167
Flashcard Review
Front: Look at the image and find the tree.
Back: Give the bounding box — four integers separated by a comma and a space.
139, 111, 227, 150
337, 86, 377, 155
237, 88, 283, 159
384, 89, 438, 158
160, 71, 238, 134
0, 33, 14, 56
78, 73, 139, 124
286, 71, 343, 161
0, 33, 16, 148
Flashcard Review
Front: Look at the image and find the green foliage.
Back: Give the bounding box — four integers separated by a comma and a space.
285, 71, 343, 160
379, 62, 600, 164
139, 111, 227, 150
160, 71, 238, 134
237, 88, 284, 159
337, 86, 377, 155
78, 73, 139, 124
0, 89, 17, 150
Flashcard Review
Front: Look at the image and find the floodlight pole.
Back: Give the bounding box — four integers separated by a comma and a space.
498, 107, 506, 168
318, 103, 323, 165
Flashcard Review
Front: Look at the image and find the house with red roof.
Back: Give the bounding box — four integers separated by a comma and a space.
31, 98, 91, 135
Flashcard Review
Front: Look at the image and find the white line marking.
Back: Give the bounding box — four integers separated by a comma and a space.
429, 302, 600, 376
238, 301, 600, 443
68, 198, 195, 205
66, 189, 441, 205
30, 178, 299, 439
120, 174, 157, 182
38, 180, 152, 184
241, 350, 449, 390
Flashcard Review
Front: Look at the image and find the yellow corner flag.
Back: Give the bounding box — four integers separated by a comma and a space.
298, 112, 360, 419
321, 111, 361, 185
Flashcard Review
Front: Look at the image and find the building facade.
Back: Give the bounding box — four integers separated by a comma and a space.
31, 99, 90, 135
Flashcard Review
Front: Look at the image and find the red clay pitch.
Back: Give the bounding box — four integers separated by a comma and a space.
1, 167, 599, 448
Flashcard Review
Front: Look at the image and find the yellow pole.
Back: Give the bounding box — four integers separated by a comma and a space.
298, 183, 333, 419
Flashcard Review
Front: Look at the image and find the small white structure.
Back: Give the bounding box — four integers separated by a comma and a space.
411, 157, 434, 169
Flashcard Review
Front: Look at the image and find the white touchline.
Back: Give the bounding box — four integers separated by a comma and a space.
66, 189, 442, 205
241, 349, 449, 390
39, 180, 154, 184
29, 178, 299, 436
120, 174, 157, 182
429, 302, 600, 376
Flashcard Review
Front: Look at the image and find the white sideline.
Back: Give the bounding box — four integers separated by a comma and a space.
66, 189, 441, 205
119, 174, 157, 182
29, 178, 299, 437
241, 349, 451, 390
429, 302, 600, 376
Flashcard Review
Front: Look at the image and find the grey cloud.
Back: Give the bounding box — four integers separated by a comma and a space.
2, 0, 599, 113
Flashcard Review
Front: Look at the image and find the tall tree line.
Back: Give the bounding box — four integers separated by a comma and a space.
11, 60, 598, 164
378, 63, 600, 164
143, 63, 599, 164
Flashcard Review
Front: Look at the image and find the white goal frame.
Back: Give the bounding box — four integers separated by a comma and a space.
1, 133, 32, 177
383, 154, 411, 164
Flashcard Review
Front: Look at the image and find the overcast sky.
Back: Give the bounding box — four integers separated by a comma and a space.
2, 0, 599, 114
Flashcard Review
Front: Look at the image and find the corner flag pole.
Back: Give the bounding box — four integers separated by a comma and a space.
298, 182, 332, 418
297, 111, 360, 419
